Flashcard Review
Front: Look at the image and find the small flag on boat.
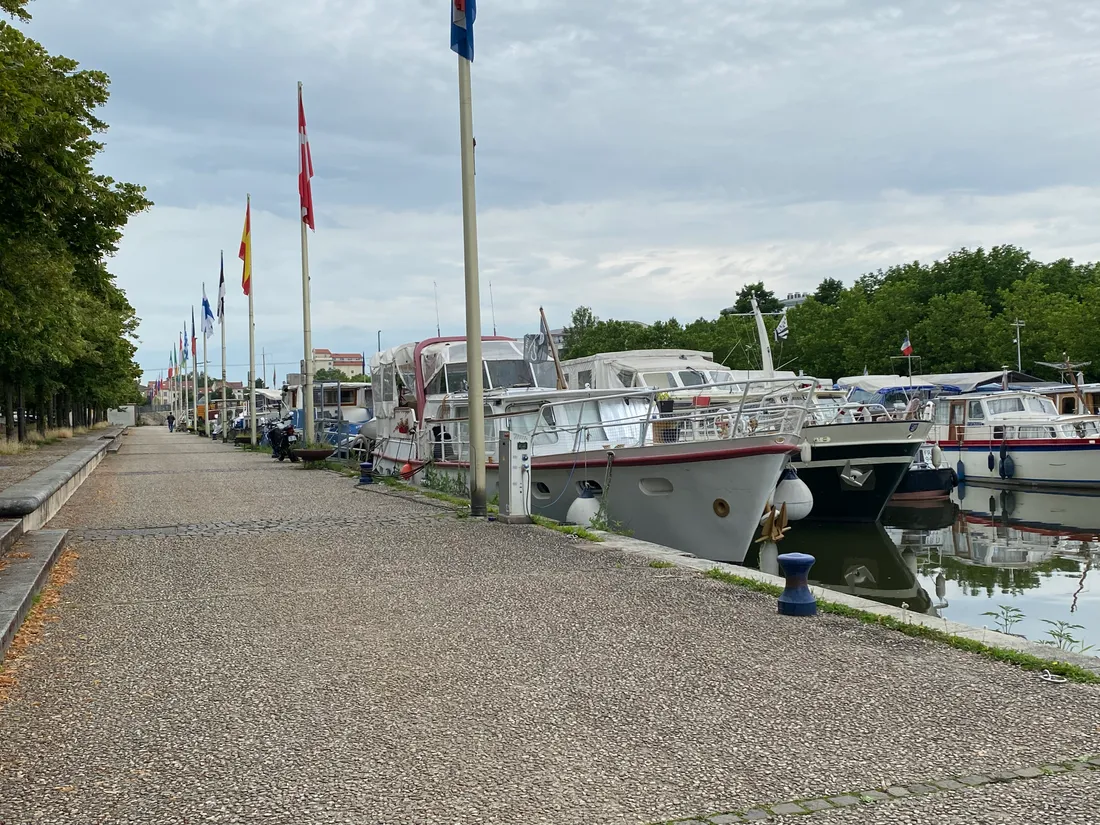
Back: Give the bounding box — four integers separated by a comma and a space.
774, 309, 789, 341
450, 0, 476, 62
202, 285, 215, 339
900, 334, 913, 356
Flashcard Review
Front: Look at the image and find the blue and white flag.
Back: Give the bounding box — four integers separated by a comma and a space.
774, 309, 789, 341
450, 0, 476, 61
202, 284, 215, 339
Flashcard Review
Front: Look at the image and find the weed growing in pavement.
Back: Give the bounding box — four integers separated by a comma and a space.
702, 568, 1100, 684
1040, 620, 1095, 654
648, 560, 676, 569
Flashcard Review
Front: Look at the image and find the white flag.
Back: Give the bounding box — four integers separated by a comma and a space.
774, 309, 789, 341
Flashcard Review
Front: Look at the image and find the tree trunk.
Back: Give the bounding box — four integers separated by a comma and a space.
50, 393, 57, 429
3, 384, 13, 442
16, 383, 26, 441
36, 385, 47, 436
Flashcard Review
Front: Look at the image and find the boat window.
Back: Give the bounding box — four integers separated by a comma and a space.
531, 361, 558, 388
986, 397, 1025, 415
678, 370, 706, 387
425, 368, 447, 396
949, 403, 965, 425
577, 369, 594, 389
1061, 397, 1078, 415
557, 399, 606, 443
617, 370, 635, 388
1017, 425, 1055, 439
444, 362, 491, 393
486, 359, 536, 390
967, 400, 985, 421
641, 371, 675, 389
1025, 396, 1057, 415
934, 399, 950, 425
380, 364, 395, 402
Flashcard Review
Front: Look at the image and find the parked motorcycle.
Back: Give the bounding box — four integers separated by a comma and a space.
267, 416, 300, 462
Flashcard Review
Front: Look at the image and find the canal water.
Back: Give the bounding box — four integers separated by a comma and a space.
746, 486, 1100, 653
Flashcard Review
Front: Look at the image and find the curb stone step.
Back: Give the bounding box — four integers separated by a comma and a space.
0, 529, 68, 662
658, 755, 1100, 824
0, 520, 22, 556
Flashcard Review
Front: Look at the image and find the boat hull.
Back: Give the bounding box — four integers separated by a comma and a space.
378, 437, 797, 564
891, 467, 958, 501
939, 440, 1100, 489
792, 420, 929, 522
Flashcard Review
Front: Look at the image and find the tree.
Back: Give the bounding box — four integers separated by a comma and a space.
0, 19, 150, 437
731, 282, 781, 314
812, 277, 844, 306
254, 378, 266, 389
314, 368, 348, 382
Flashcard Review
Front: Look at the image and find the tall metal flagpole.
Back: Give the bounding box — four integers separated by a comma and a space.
246, 195, 258, 446
457, 52, 486, 517
191, 312, 199, 433
202, 290, 210, 438
221, 253, 228, 443
299, 82, 315, 447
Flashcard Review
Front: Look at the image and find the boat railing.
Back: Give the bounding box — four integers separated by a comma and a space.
420, 379, 812, 464
811, 401, 932, 426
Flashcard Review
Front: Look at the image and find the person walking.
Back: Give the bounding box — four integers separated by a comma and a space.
167, 412, 176, 432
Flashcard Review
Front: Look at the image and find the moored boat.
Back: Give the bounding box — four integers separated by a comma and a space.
369, 336, 810, 563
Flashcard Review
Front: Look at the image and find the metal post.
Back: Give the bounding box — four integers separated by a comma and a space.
247, 201, 257, 446
221, 285, 228, 442
457, 54, 486, 517
1012, 318, 1025, 372
202, 312, 210, 437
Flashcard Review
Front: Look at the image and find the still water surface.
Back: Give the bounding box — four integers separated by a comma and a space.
747, 486, 1100, 652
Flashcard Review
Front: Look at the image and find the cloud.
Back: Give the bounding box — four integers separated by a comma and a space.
15, 0, 1100, 380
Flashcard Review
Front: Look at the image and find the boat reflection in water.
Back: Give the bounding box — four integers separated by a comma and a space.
888, 484, 1100, 647
746, 522, 934, 614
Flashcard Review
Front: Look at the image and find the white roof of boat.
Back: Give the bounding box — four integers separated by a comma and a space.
561, 350, 721, 368
837, 374, 938, 393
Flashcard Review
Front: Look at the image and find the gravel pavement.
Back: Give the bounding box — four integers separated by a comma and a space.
0, 430, 108, 491
0, 427, 1098, 825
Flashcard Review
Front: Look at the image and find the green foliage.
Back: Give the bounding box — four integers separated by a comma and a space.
563, 246, 1100, 380
313, 368, 346, 382
729, 281, 782, 314
0, 19, 150, 435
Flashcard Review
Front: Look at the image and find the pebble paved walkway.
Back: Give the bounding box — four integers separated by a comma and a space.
0, 427, 1098, 824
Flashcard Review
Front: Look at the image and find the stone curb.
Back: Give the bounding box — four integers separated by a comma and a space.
0, 428, 124, 532
594, 532, 1100, 677
655, 756, 1100, 823
0, 529, 68, 662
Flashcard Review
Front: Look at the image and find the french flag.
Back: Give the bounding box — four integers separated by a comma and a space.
900, 334, 913, 356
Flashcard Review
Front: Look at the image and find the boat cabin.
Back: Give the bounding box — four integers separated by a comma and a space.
932, 391, 1100, 441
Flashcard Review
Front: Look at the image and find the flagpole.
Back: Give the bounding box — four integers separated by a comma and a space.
457, 53, 486, 517
202, 292, 210, 438
298, 81, 316, 447
221, 254, 228, 443
191, 313, 199, 433
247, 196, 257, 446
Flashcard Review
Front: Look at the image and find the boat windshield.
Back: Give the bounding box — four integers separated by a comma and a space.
1026, 396, 1057, 415
486, 359, 537, 390
531, 361, 559, 388
678, 370, 707, 387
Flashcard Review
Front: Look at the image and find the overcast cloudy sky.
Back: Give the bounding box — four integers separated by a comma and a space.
16, 0, 1100, 382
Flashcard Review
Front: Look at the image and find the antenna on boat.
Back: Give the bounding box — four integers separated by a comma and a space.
433, 281, 441, 337
489, 282, 498, 336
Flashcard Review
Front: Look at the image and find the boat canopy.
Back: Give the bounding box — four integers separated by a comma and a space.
560, 349, 797, 390
836, 374, 938, 394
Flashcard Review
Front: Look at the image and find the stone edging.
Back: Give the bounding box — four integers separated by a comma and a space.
594, 532, 1100, 677
654, 755, 1100, 823
0, 427, 124, 531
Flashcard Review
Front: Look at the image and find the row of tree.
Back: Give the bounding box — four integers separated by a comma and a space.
0, 1, 150, 439
562, 246, 1100, 382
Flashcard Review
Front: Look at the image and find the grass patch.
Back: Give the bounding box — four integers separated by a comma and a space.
648, 560, 676, 569
530, 514, 603, 543
0, 440, 29, 455
703, 568, 1100, 684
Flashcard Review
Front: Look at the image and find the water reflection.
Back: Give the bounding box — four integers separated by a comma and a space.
754, 487, 1100, 650
745, 522, 933, 614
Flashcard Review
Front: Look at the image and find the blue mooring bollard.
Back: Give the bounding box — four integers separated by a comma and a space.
777, 552, 817, 616
358, 461, 374, 485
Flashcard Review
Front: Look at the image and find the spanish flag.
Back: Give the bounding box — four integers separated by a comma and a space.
240, 196, 252, 296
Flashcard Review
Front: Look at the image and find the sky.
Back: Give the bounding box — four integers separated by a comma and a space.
15, 0, 1100, 384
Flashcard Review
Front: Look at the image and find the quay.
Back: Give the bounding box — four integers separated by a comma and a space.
0, 427, 1098, 824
